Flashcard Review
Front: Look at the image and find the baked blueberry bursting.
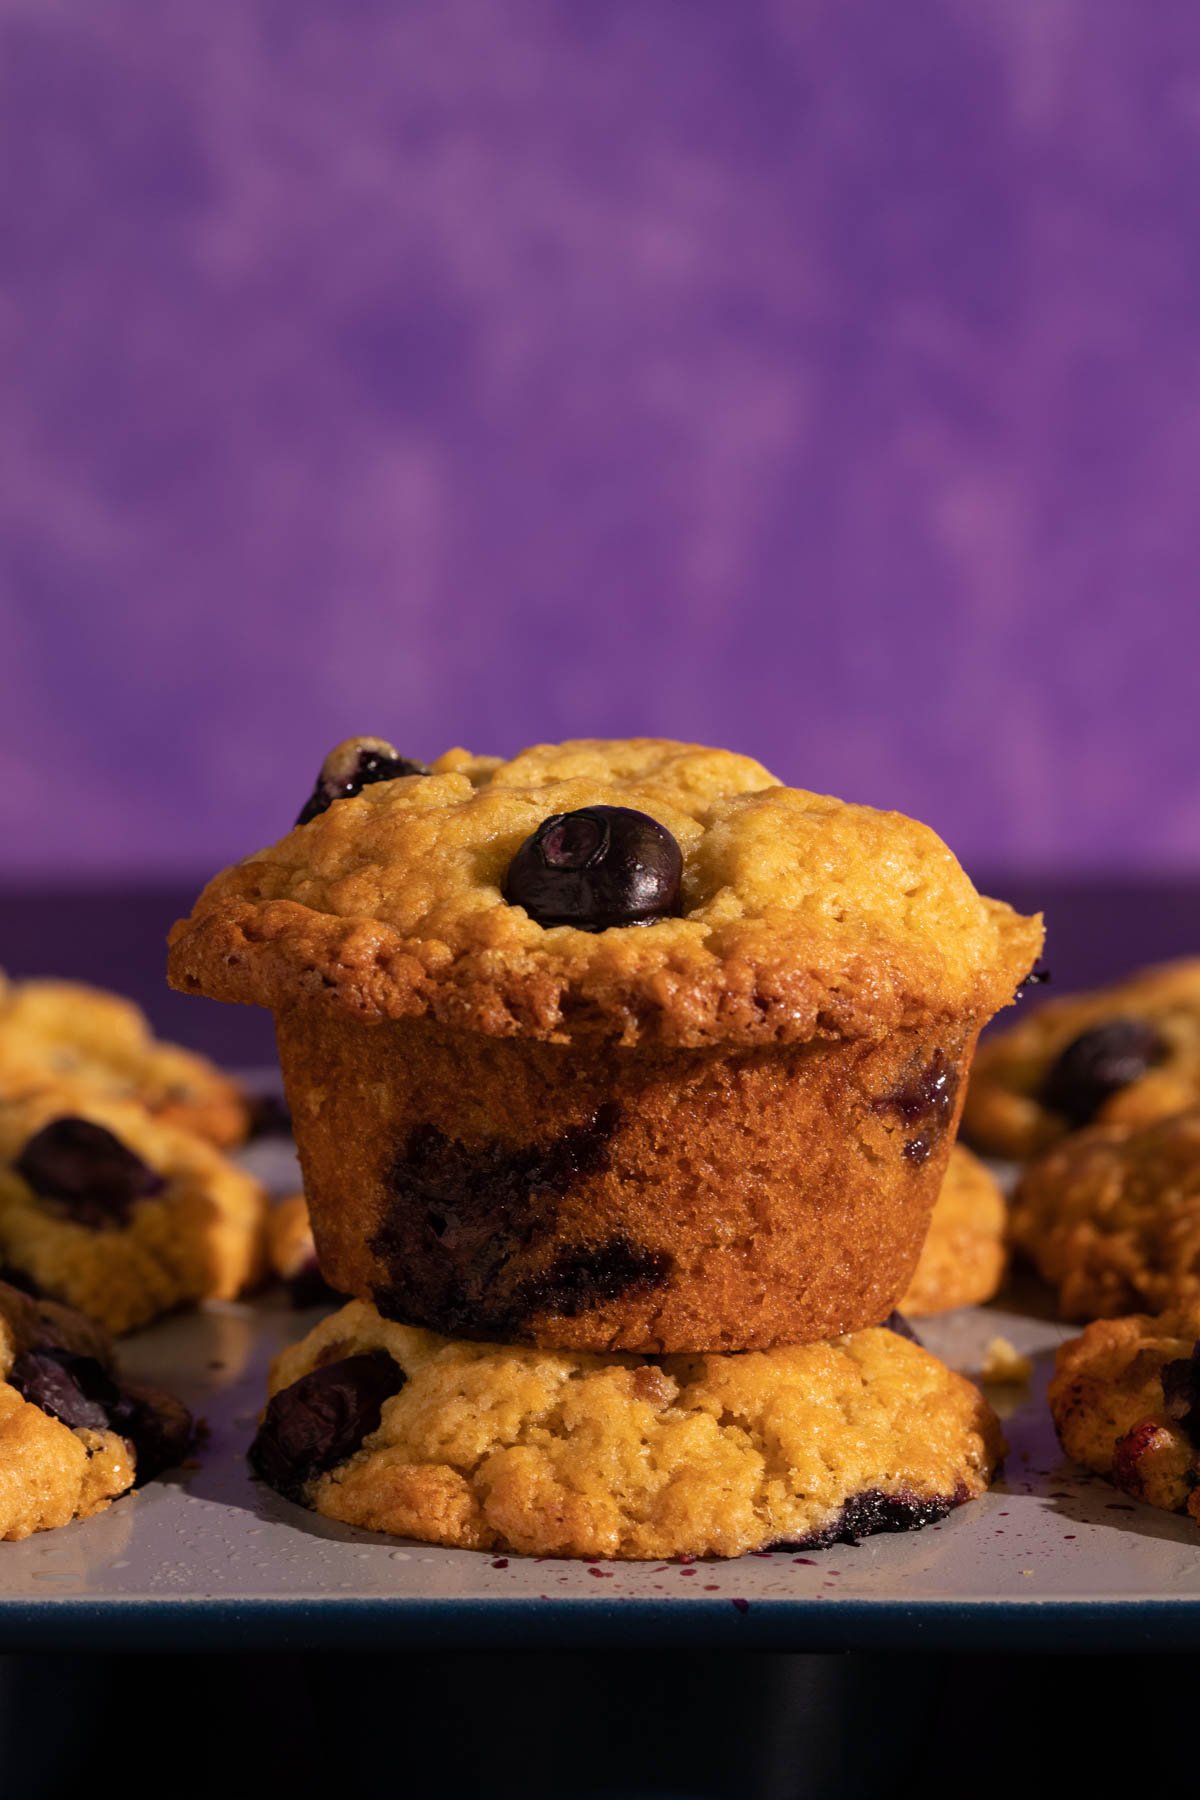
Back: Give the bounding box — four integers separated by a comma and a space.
874, 1052, 959, 1165
249, 1351, 406, 1503
502, 805, 683, 931
14, 1118, 165, 1229
296, 737, 430, 826
8, 1346, 191, 1480
1040, 1017, 1166, 1127
367, 1106, 671, 1340
8, 1350, 112, 1432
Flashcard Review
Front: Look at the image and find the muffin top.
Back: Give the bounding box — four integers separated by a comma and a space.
168, 736, 1042, 1048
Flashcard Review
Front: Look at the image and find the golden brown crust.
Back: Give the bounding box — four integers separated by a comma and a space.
901, 1145, 1008, 1318
964, 959, 1200, 1159
0, 1085, 268, 1334
0, 976, 250, 1147
0, 1280, 187, 1539
168, 739, 1041, 1050
261, 1301, 1004, 1560
1048, 1306, 1200, 1524
282, 1008, 977, 1353
1012, 1110, 1200, 1320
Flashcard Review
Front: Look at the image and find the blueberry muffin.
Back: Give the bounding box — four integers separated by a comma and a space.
1049, 1306, 1200, 1526
0, 976, 249, 1148
0, 1278, 191, 1538
0, 1087, 268, 1334
900, 1145, 1008, 1317
1011, 1110, 1200, 1320
169, 736, 1041, 1353
249, 1299, 1003, 1560
963, 959, 1200, 1160
267, 1193, 339, 1308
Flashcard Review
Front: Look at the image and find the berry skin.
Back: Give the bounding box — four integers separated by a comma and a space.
502, 805, 683, 932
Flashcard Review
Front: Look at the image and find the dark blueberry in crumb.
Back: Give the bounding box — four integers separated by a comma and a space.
502, 806, 683, 932
248, 1351, 406, 1502
9, 1347, 190, 1477
1041, 1017, 1166, 1126
1015, 964, 1051, 997
14, 1118, 165, 1229
8, 1349, 117, 1433
1162, 1342, 1200, 1446
296, 736, 429, 825
106, 1388, 193, 1482
881, 1311, 923, 1345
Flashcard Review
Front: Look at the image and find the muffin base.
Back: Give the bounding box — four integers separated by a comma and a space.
250, 1301, 1003, 1561
277, 1006, 980, 1353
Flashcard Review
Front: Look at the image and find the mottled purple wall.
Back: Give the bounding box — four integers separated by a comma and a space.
1, 0, 1197, 881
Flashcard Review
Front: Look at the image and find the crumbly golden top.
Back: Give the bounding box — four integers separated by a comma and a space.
169, 737, 1042, 1048
1049, 1306, 1200, 1525
0, 975, 249, 1147
266, 1300, 1002, 1559
0, 1085, 267, 1334
1013, 1110, 1200, 1320
964, 958, 1200, 1158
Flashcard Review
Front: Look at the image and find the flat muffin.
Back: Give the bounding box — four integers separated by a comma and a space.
249, 1300, 1004, 1560
0, 1278, 191, 1539
170, 737, 1040, 1353
1012, 1110, 1200, 1319
0, 1087, 267, 1334
0, 975, 249, 1148
900, 1145, 1008, 1317
1049, 1306, 1200, 1526
964, 959, 1200, 1160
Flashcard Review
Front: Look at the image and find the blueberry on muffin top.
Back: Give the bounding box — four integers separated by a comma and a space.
169, 736, 1041, 1048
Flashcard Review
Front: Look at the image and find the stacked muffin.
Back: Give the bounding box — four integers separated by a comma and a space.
170, 736, 1040, 1559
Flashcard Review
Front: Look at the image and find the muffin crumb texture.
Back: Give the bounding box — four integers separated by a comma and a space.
0, 1087, 267, 1334
1012, 1110, 1200, 1320
0, 1279, 192, 1539
1049, 1308, 1200, 1524
253, 1301, 1003, 1560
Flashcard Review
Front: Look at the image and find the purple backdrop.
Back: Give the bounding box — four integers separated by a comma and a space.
1, 0, 1196, 881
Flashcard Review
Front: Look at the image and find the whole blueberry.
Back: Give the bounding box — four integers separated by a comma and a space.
8, 1349, 117, 1433
296, 736, 430, 826
1040, 1017, 1166, 1127
14, 1118, 165, 1229
502, 805, 683, 932
248, 1351, 406, 1502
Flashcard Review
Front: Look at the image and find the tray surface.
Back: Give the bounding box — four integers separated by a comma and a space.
1, 1130, 1197, 1650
